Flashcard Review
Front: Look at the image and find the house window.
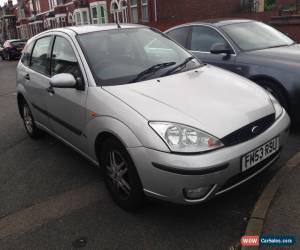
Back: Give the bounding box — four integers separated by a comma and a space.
90, 2, 108, 24
130, 0, 138, 23
141, 0, 148, 22
48, 0, 57, 10
76, 12, 81, 25
68, 13, 73, 26
29, 0, 34, 12
36, 0, 41, 13
74, 8, 90, 25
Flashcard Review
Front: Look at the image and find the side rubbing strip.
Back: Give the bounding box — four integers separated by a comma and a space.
31, 102, 82, 135
152, 162, 228, 175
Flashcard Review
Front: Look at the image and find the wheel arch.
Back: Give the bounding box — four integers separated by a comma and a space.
249, 74, 290, 110
86, 116, 143, 164
94, 131, 119, 164
17, 92, 26, 118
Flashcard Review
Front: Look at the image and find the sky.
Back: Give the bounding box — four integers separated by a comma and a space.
0, 0, 17, 7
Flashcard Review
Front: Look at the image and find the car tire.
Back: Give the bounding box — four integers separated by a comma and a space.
101, 137, 144, 211
7, 53, 12, 61
21, 100, 43, 138
255, 79, 289, 112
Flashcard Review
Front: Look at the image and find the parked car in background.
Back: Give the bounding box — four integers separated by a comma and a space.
17, 25, 290, 210
165, 19, 300, 124
2, 39, 27, 60
0, 43, 3, 60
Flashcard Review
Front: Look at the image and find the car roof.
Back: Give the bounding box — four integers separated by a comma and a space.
64, 23, 146, 34
169, 19, 255, 29
28, 23, 147, 43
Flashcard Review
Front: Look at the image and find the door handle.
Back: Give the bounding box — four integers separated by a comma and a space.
47, 86, 55, 95
24, 73, 30, 80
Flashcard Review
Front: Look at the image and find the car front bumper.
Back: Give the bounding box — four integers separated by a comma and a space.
128, 110, 290, 204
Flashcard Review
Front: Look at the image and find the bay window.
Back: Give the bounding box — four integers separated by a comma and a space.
141, 0, 149, 22
130, 0, 138, 23
74, 8, 90, 25
90, 1, 108, 24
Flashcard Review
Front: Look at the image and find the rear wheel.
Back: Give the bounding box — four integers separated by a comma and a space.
21, 100, 43, 138
101, 137, 144, 211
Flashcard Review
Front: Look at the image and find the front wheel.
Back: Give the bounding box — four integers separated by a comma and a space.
101, 137, 144, 211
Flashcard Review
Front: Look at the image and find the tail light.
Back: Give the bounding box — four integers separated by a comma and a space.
5, 42, 12, 48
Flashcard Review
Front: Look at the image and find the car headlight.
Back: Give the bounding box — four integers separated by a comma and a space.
268, 93, 283, 119
149, 122, 224, 153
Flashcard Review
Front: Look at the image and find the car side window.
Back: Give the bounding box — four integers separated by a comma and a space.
21, 41, 34, 67
166, 27, 190, 47
191, 26, 228, 52
30, 36, 52, 75
50, 36, 82, 78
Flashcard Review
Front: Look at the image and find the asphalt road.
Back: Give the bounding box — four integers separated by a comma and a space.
0, 59, 300, 250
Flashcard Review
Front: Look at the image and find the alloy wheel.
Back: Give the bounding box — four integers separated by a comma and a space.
106, 150, 132, 200
23, 104, 33, 134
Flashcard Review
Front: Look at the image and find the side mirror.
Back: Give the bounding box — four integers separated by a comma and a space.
210, 43, 232, 55
50, 73, 77, 88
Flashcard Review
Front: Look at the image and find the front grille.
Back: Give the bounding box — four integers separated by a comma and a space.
218, 150, 280, 193
221, 114, 275, 146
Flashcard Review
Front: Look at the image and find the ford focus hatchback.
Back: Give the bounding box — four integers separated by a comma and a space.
17, 24, 290, 210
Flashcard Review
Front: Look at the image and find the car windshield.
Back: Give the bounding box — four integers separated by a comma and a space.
222, 21, 294, 51
77, 28, 201, 86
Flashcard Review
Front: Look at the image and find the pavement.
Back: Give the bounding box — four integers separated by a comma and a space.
1, 59, 300, 250
262, 153, 300, 249
242, 151, 300, 250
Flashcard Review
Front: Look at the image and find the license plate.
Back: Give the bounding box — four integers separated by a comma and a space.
241, 137, 279, 172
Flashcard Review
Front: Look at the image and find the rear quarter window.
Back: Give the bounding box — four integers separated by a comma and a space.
21, 41, 34, 67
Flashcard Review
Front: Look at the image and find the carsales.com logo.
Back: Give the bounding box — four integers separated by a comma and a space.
241, 235, 296, 247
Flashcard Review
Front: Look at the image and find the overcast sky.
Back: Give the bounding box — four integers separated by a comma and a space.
0, 0, 17, 7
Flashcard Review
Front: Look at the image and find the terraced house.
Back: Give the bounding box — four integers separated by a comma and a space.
14, 0, 155, 39
1, 0, 300, 41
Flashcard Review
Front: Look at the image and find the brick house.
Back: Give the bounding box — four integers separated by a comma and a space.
14, 0, 261, 39
1, 0, 299, 41
0, 0, 18, 42
15, 0, 157, 39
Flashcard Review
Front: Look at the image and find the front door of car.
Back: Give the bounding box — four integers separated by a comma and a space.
188, 25, 238, 74
45, 35, 88, 152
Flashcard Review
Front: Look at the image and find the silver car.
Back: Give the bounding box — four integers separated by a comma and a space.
17, 24, 290, 210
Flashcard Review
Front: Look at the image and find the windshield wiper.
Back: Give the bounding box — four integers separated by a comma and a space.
129, 62, 176, 83
162, 56, 195, 77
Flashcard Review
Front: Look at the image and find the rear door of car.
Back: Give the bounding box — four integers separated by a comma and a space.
19, 35, 53, 126
45, 32, 88, 152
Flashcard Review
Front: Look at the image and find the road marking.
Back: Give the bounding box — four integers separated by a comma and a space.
0, 183, 105, 239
